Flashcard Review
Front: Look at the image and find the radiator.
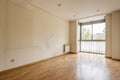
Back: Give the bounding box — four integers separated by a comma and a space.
64, 44, 70, 53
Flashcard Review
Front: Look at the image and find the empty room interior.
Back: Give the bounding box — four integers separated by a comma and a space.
0, 0, 120, 80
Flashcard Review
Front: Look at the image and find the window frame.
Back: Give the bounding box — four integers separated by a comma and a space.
80, 19, 105, 41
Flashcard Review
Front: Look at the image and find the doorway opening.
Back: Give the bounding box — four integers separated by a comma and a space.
78, 19, 106, 54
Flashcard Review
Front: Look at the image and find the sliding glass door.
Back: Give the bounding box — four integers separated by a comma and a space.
79, 20, 105, 54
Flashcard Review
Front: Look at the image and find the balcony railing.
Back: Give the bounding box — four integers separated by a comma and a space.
78, 40, 105, 54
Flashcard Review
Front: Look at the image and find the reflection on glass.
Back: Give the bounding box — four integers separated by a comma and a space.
93, 23, 105, 40
82, 25, 92, 40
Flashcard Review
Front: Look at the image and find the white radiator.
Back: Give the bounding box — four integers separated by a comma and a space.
64, 44, 70, 53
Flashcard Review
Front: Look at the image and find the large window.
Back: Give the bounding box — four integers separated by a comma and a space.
81, 20, 105, 41
79, 20, 106, 54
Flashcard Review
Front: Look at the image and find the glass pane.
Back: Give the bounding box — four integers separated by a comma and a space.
81, 25, 92, 40
77, 25, 80, 40
81, 41, 105, 53
77, 41, 80, 52
93, 23, 105, 40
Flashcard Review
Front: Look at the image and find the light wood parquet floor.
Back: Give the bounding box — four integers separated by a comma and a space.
0, 53, 120, 80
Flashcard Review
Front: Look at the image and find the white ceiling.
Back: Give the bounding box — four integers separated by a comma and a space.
10, 0, 120, 21
79, 15, 105, 23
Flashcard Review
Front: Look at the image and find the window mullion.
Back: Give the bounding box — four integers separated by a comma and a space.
91, 23, 93, 40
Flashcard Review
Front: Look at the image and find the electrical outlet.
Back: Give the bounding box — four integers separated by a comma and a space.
11, 59, 15, 63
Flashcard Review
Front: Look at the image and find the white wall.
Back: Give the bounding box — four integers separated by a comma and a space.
112, 11, 120, 60
0, 0, 6, 71
0, 0, 69, 71
105, 14, 112, 57
105, 11, 120, 60
69, 20, 78, 53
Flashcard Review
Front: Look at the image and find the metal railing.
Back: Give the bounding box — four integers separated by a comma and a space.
78, 40, 105, 54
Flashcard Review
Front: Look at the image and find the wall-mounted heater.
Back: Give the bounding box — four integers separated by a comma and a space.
63, 44, 70, 53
